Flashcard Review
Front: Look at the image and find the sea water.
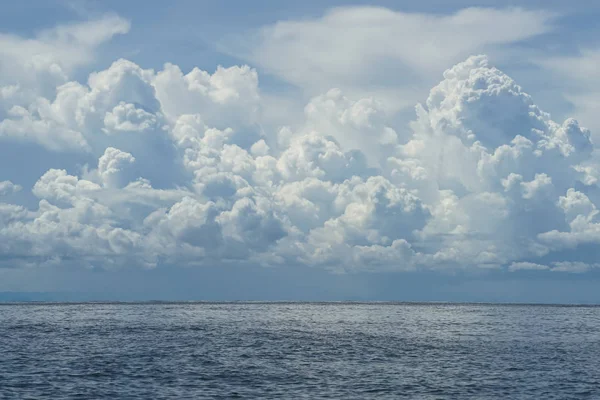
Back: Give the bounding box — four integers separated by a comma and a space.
1, 302, 599, 399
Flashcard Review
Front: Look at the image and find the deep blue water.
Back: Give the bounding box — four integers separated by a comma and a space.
1, 302, 599, 399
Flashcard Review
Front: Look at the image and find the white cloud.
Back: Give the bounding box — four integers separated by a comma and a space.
521, 173, 553, 200
223, 6, 556, 112
0, 104, 90, 151
550, 262, 596, 274
303, 89, 399, 166
0, 181, 22, 196
508, 262, 550, 272
103, 102, 159, 134
0, 14, 129, 103
509, 261, 598, 273
537, 189, 600, 250
536, 48, 600, 142
0, 15, 130, 74
393, 54, 595, 270
2, 10, 600, 276
153, 63, 260, 130
98, 147, 136, 188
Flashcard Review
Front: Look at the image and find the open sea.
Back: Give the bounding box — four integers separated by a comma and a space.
1, 302, 599, 399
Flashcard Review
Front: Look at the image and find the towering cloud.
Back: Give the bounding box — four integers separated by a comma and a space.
0, 39, 598, 273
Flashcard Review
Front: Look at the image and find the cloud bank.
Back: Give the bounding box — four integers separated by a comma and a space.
1, 11, 599, 275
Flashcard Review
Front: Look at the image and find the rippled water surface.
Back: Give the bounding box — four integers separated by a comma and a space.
1, 303, 600, 399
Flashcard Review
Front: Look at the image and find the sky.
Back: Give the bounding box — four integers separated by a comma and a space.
2, 1, 600, 302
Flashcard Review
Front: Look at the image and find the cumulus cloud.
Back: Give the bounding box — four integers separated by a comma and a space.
396, 55, 599, 270
98, 147, 136, 188
0, 15, 131, 151
2, 11, 600, 275
153, 63, 260, 130
0, 180, 21, 196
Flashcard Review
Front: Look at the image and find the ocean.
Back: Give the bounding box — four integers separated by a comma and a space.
1, 302, 599, 399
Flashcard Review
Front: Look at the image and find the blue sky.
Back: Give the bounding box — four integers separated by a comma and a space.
2, 1, 600, 302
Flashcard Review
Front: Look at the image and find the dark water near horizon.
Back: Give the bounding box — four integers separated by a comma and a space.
1, 303, 599, 399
